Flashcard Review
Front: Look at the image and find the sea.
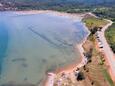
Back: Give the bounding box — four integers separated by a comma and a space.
0, 12, 89, 85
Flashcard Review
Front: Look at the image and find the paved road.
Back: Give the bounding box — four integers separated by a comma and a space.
97, 20, 115, 81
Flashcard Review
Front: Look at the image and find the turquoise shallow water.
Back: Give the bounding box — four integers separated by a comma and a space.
0, 12, 88, 85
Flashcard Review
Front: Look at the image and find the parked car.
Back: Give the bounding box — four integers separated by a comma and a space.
99, 46, 103, 48
97, 38, 101, 42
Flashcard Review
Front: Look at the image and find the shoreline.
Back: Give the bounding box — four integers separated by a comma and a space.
14, 10, 86, 21
44, 31, 90, 86
39, 11, 90, 86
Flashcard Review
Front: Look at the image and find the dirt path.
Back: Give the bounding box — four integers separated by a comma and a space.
97, 19, 115, 82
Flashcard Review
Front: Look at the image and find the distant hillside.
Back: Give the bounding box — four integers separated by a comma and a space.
0, 0, 115, 11
3, 0, 115, 4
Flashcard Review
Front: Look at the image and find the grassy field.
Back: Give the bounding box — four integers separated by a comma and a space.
83, 17, 108, 29
105, 23, 115, 53
82, 38, 111, 86
102, 68, 114, 86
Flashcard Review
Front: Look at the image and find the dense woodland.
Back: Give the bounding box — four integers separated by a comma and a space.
0, 0, 115, 19
0, 0, 115, 10
105, 23, 115, 53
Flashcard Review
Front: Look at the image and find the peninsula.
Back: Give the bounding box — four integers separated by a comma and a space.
0, 0, 115, 86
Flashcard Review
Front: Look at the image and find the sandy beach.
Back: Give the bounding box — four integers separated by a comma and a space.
15, 10, 86, 21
